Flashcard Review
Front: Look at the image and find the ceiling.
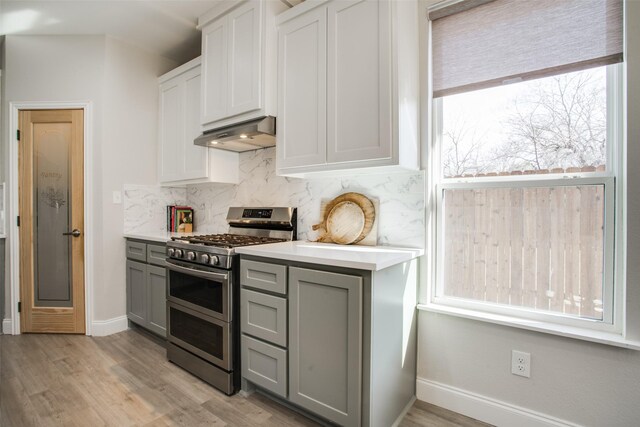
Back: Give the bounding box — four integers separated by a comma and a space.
0, 0, 221, 63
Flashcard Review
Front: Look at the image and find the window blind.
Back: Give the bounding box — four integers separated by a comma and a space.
431, 0, 623, 98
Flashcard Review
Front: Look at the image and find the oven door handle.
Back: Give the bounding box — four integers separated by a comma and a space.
166, 260, 229, 282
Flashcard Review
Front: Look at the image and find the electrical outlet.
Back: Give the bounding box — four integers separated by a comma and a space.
511, 350, 531, 378
112, 191, 122, 205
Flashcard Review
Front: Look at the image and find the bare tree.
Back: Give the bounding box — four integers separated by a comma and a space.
441, 117, 489, 177
493, 70, 606, 172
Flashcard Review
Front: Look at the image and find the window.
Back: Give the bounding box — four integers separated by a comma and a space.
429, 0, 624, 332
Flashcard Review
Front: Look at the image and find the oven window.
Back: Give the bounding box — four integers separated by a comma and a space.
169, 307, 224, 361
169, 269, 223, 314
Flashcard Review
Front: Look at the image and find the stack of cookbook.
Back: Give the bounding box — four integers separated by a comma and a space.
167, 205, 194, 233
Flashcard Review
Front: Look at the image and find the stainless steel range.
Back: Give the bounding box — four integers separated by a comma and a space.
165, 207, 297, 395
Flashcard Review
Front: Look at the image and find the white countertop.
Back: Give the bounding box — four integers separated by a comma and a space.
123, 231, 194, 243
235, 241, 424, 271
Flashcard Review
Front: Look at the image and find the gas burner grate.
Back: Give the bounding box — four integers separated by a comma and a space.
173, 233, 287, 248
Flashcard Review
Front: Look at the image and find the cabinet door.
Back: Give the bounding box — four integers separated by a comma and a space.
326, 0, 392, 164
181, 69, 208, 181
227, 0, 262, 117
146, 265, 167, 337
201, 17, 228, 125
289, 267, 362, 427
277, 6, 327, 169
126, 260, 147, 326
158, 79, 183, 182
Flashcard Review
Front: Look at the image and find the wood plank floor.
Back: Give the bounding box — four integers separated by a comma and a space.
0, 328, 490, 427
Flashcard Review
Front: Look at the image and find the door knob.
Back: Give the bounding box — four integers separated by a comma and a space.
63, 229, 81, 237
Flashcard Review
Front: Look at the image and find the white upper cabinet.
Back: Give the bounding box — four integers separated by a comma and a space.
277, 5, 327, 169
199, 0, 288, 130
201, 19, 228, 124
227, 1, 262, 116
159, 78, 183, 182
327, 0, 391, 164
158, 57, 239, 185
276, 0, 420, 177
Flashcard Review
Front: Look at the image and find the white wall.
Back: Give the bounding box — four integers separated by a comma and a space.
416, 2, 640, 426
417, 313, 640, 426
2, 35, 176, 324
2, 35, 106, 321
96, 37, 175, 321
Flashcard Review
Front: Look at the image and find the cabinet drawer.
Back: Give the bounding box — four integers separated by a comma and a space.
240, 260, 287, 295
241, 335, 288, 398
147, 244, 167, 267
126, 241, 147, 262
241, 289, 287, 347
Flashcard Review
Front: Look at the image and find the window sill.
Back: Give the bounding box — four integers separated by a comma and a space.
417, 302, 640, 351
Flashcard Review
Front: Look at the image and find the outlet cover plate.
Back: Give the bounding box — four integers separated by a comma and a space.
112, 191, 122, 205
511, 350, 531, 378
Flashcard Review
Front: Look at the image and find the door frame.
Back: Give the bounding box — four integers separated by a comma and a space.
8, 101, 95, 335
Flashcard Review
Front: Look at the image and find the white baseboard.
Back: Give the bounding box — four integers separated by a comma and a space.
416, 378, 580, 427
2, 318, 13, 334
91, 315, 128, 337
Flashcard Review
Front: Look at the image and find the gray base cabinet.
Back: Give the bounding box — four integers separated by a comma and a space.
241, 335, 288, 398
240, 256, 418, 427
125, 239, 167, 337
146, 265, 168, 336
289, 267, 362, 427
126, 260, 147, 325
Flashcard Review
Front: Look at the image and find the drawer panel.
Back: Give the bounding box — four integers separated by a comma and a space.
241, 289, 287, 347
241, 335, 288, 398
240, 260, 287, 295
126, 240, 147, 262
147, 244, 167, 267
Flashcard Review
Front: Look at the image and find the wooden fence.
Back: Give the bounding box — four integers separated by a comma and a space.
443, 181, 605, 320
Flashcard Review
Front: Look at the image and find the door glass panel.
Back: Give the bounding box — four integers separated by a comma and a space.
33, 123, 72, 307
169, 269, 224, 314
169, 307, 225, 360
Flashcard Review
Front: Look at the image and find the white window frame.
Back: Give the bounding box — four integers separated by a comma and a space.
428, 64, 624, 334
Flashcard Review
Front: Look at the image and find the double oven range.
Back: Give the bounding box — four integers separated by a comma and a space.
165, 207, 297, 395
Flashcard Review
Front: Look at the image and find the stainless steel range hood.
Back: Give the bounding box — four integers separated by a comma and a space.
194, 116, 276, 153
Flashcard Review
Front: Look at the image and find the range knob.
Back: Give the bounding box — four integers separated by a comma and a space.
210, 255, 219, 266
187, 251, 196, 261
167, 248, 175, 257
200, 254, 210, 264
175, 249, 183, 258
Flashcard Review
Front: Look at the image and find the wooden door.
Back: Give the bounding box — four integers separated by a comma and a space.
201, 16, 228, 125
18, 109, 85, 333
326, 0, 392, 164
276, 5, 328, 170
227, 0, 262, 117
289, 267, 362, 427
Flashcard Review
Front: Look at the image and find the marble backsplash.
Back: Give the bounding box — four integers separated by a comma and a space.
124, 148, 425, 248
123, 185, 187, 234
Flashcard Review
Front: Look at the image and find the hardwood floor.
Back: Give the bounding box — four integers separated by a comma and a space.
0, 329, 490, 427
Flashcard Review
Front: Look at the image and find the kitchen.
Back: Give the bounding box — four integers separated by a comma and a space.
2, 0, 640, 426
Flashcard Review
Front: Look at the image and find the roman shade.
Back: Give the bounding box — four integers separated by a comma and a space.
430, 0, 624, 98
